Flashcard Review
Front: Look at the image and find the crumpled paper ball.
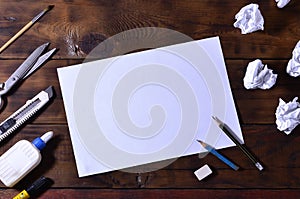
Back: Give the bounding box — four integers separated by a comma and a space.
275, 97, 300, 135
243, 59, 277, 89
275, 0, 291, 8
233, 3, 264, 34
287, 40, 300, 77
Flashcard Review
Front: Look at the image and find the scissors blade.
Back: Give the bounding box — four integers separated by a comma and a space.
23, 48, 56, 79
11, 42, 49, 79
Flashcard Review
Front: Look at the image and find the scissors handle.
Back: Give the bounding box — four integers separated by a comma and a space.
0, 76, 21, 96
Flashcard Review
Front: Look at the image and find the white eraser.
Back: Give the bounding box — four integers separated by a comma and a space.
275, 0, 291, 8
194, 164, 212, 181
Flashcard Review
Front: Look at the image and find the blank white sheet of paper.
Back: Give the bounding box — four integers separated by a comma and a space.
57, 36, 243, 177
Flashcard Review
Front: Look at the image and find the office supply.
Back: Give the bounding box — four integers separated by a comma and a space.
57, 36, 243, 177
0, 42, 56, 110
194, 164, 212, 181
275, 0, 291, 8
0, 86, 54, 143
0, 131, 53, 187
0, 5, 54, 53
197, 140, 239, 171
13, 176, 53, 199
212, 116, 264, 171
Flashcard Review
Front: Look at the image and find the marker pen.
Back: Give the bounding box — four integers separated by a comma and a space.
13, 176, 53, 199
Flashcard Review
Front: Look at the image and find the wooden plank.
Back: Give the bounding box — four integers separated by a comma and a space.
0, 0, 299, 198
3, 189, 300, 199
0, 124, 299, 188
0, 59, 298, 124
0, 1, 299, 59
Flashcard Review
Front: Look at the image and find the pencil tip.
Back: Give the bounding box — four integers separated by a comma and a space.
212, 116, 222, 125
197, 140, 207, 147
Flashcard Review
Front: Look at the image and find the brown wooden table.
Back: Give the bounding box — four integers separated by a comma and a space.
0, 1, 300, 198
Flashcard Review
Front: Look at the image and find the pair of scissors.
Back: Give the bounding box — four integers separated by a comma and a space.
0, 42, 56, 110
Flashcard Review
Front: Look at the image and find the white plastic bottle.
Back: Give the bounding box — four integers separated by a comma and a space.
0, 131, 53, 187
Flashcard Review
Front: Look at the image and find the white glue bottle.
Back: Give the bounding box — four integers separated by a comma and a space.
0, 131, 53, 187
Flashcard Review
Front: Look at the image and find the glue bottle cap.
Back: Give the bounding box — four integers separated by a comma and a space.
32, 131, 53, 151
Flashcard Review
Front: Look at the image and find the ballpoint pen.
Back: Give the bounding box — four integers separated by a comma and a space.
212, 116, 264, 171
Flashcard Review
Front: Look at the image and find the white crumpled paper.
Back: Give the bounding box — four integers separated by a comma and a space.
243, 59, 277, 89
287, 41, 300, 77
233, 3, 264, 34
275, 97, 300, 135
275, 0, 291, 8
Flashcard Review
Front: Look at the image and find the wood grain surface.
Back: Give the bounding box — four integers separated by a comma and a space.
0, 0, 300, 198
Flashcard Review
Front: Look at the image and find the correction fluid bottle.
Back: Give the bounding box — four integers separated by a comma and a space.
0, 131, 53, 187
